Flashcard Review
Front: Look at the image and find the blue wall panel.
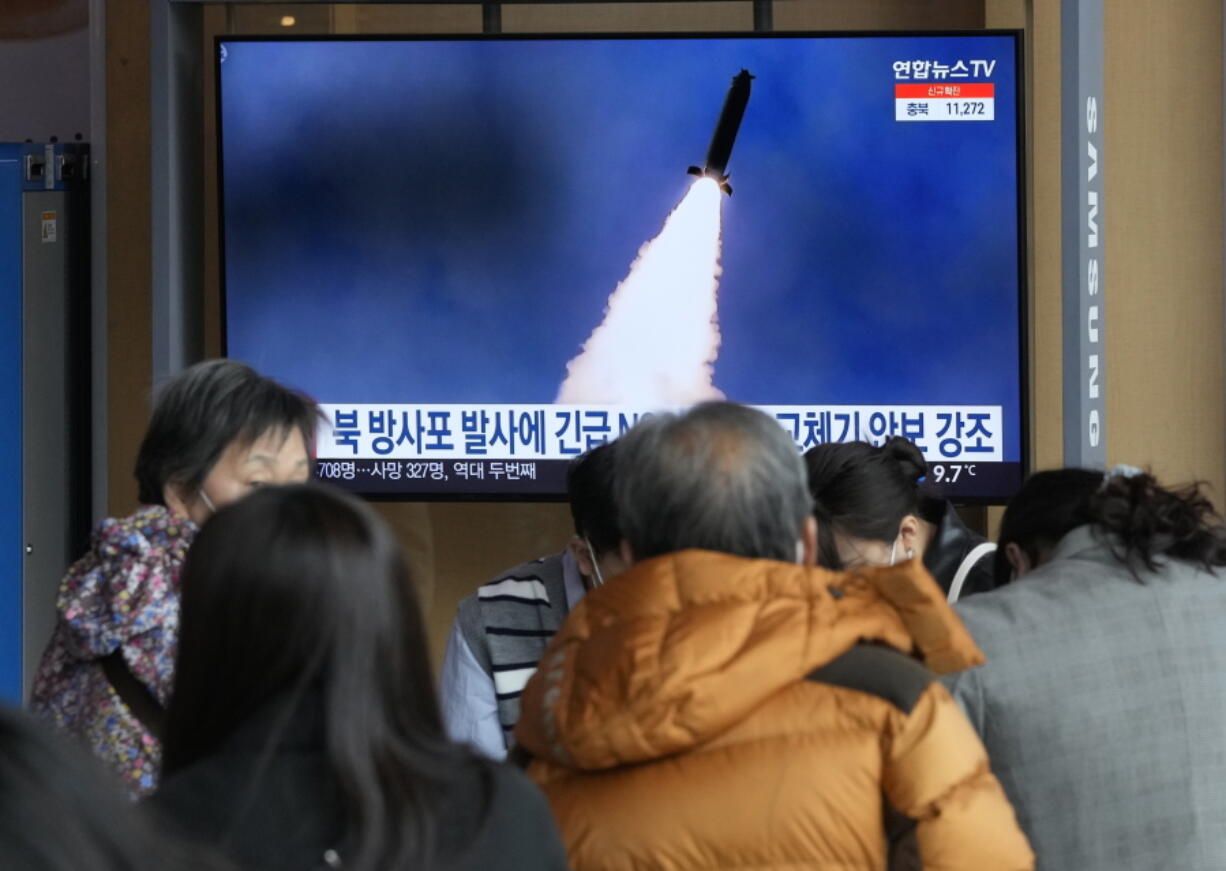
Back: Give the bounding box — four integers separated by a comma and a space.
0, 145, 24, 702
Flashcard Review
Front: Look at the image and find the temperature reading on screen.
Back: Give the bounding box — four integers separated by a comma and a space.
930, 464, 978, 483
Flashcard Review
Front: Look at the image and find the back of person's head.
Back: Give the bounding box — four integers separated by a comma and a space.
163, 483, 471, 871
0, 705, 221, 871
803, 437, 935, 568
995, 466, 1226, 585
135, 359, 319, 506
615, 401, 812, 562
567, 442, 620, 557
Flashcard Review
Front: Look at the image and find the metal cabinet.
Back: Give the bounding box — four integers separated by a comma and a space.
0, 142, 90, 703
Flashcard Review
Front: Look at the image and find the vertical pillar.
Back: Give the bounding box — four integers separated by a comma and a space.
89, 0, 108, 520
1061, 0, 1105, 467
150, 0, 203, 383
753, 0, 772, 32
483, 3, 501, 34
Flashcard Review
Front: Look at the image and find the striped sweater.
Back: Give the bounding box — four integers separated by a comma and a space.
454, 552, 571, 745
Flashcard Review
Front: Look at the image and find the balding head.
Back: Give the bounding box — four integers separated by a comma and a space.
614, 402, 814, 563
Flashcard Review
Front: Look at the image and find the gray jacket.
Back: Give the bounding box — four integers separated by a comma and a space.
945, 525, 1226, 871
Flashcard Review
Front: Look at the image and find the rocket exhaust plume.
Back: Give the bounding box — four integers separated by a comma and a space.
557, 177, 725, 406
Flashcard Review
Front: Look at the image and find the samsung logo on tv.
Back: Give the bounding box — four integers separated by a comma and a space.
1085, 95, 1101, 448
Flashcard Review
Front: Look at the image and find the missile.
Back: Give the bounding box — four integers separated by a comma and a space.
687, 69, 754, 196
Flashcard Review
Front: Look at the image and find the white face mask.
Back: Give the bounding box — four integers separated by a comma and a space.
198, 489, 218, 516
584, 536, 605, 587
888, 535, 916, 566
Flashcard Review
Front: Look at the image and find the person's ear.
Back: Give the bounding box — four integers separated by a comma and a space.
619, 539, 636, 567
799, 516, 818, 567
898, 514, 922, 559
1004, 541, 1032, 580
567, 536, 596, 579
162, 481, 192, 518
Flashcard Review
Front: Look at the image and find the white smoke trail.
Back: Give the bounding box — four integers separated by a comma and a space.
556, 178, 725, 405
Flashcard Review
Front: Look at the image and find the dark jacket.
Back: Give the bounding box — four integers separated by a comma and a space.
922, 499, 997, 598
149, 695, 569, 871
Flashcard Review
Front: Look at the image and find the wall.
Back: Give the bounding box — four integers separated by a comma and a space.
0, 0, 90, 143
1005, 0, 1226, 497
981, 0, 1226, 528
1103, 0, 1224, 496
105, 0, 154, 532
1021, 0, 1064, 476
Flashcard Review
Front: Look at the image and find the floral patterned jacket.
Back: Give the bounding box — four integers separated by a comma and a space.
30, 505, 197, 798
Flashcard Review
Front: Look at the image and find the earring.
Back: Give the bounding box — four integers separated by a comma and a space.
905, 548, 914, 560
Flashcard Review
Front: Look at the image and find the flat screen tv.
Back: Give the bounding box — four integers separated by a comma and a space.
218, 31, 1026, 500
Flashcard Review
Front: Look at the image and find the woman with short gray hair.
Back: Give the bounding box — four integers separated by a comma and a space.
30, 359, 318, 798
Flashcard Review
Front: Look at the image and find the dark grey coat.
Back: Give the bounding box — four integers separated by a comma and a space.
946, 525, 1226, 871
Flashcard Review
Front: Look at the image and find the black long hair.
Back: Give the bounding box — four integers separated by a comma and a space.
566, 442, 620, 556
803, 437, 940, 568
994, 467, 1226, 585
0, 705, 227, 871
162, 483, 481, 870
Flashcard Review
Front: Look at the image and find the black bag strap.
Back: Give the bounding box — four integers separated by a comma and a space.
101, 649, 166, 739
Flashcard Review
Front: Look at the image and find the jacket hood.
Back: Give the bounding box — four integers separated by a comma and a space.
515, 549, 983, 771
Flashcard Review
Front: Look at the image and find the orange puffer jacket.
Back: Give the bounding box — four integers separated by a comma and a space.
515, 549, 1033, 871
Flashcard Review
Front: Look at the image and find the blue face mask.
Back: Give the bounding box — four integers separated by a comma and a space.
584, 536, 605, 587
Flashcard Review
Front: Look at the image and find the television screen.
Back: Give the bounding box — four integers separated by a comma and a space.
218, 32, 1025, 500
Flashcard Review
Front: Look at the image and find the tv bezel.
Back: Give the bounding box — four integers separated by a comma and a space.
214, 29, 1029, 505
